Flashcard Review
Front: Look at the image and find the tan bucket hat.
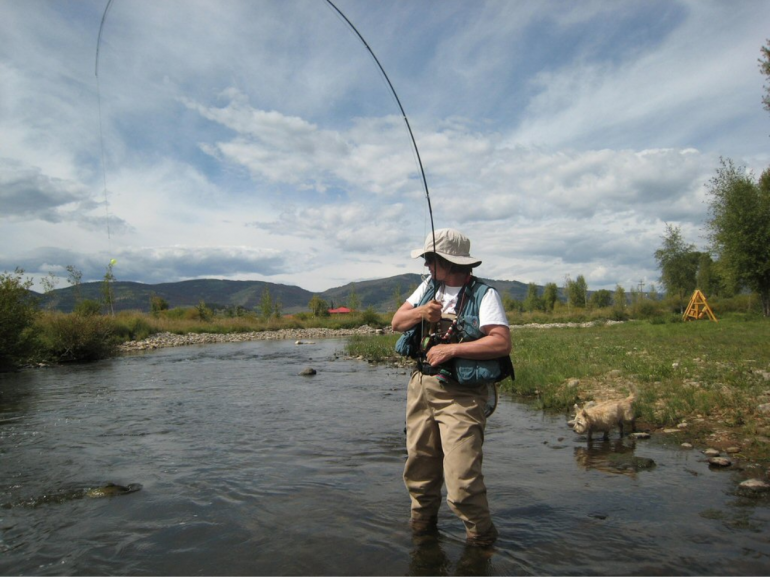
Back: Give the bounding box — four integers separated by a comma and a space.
411, 228, 482, 267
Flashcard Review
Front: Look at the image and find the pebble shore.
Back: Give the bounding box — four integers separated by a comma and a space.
117, 325, 388, 352
118, 320, 625, 353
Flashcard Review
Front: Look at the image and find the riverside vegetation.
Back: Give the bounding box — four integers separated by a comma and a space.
2, 268, 769, 465
347, 316, 770, 466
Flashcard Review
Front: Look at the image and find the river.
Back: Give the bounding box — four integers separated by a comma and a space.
1, 338, 768, 576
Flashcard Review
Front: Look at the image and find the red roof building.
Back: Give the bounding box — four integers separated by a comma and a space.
328, 306, 352, 314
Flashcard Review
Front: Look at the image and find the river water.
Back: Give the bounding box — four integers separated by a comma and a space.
1, 338, 769, 576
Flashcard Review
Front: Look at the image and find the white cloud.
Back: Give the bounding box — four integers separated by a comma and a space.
1, 0, 768, 296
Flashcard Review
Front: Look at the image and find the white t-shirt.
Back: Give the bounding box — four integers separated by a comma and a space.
406, 278, 509, 332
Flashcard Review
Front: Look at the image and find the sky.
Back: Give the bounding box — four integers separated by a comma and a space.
2, 0, 769, 296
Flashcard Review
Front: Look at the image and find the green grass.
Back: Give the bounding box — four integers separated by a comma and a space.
345, 318, 770, 460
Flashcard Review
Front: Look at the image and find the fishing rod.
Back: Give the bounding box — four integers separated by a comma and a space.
323, 0, 437, 259
324, 0, 442, 361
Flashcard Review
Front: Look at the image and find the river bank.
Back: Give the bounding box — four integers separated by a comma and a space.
117, 325, 388, 352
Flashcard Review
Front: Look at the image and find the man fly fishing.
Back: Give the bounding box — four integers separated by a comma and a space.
392, 228, 513, 549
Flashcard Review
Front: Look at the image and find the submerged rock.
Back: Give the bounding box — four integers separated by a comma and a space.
607, 454, 656, 472
299, 367, 317, 376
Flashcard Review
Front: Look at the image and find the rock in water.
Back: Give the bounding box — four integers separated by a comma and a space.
738, 479, 770, 493
299, 368, 317, 376
708, 457, 732, 468
85, 483, 142, 498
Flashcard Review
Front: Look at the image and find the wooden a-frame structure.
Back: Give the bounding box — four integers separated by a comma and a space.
682, 289, 718, 322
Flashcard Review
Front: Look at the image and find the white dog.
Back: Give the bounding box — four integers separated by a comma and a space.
573, 394, 636, 441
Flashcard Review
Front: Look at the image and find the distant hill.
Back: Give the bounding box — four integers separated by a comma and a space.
35, 275, 534, 314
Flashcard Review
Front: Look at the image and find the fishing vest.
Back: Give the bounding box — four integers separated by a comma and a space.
395, 277, 514, 386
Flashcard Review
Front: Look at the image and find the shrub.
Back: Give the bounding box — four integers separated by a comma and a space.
0, 269, 39, 369
74, 299, 103, 317
113, 314, 154, 341
630, 298, 664, 320
36, 312, 118, 362
360, 307, 385, 328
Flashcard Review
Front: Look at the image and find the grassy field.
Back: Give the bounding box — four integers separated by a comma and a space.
346, 316, 770, 463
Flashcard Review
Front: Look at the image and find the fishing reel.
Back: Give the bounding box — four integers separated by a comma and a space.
419, 315, 460, 354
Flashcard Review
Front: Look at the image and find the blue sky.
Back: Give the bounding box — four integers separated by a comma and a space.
2, 0, 769, 295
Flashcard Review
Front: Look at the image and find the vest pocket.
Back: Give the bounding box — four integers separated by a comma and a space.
453, 358, 501, 386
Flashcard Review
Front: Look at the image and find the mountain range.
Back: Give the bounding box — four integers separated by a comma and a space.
35, 275, 532, 314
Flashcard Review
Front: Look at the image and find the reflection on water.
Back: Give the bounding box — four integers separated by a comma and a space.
573, 440, 657, 478
1, 339, 769, 576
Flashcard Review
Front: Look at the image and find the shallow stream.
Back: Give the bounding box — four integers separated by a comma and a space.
1, 339, 768, 575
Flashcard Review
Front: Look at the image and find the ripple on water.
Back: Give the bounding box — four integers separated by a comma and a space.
1, 338, 768, 576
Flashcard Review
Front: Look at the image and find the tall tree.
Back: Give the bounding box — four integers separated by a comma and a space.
567, 275, 587, 308
696, 253, 716, 297
308, 295, 330, 317
654, 224, 699, 312
0, 269, 38, 369
543, 282, 559, 312
706, 159, 770, 316
523, 283, 543, 312
102, 259, 116, 316
66, 265, 82, 303
760, 38, 770, 112
589, 289, 612, 309
347, 284, 361, 311
613, 284, 626, 310
260, 285, 273, 320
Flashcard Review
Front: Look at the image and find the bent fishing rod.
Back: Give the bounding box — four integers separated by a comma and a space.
323, 0, 436, 259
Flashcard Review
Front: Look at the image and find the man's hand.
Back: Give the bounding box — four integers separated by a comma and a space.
426, 343, 457, 366
421, 300, 442, 324
426, 325, 511, 367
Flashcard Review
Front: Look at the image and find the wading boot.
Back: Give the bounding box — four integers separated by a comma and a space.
466, 523, 498, 549
410, 515, 439, 536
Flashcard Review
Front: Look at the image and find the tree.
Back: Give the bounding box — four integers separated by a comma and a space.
66, 265, 83, 303
150, 294, 169, 317
195, 300, 212, 321
696, 253, 716, 297
308, 295, 330, 317
347, 284, 361, 311
611, 284, 627, 320
760, 39, 770, 113
654, 224, 699, 313
543, 283, 559, 312
102, 259, 117, 316
566, 275, 587, 308
523, 283, 543, 312
260, 286, 273, 320
706, 159, 770, 316
392, 286, 403, 312
40, 271, 60, 310
589, 289, 612, 309
0, 269, 38, 369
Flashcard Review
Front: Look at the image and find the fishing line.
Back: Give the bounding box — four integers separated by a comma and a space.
95, 0, 437, 290
95, 0, 116, 249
